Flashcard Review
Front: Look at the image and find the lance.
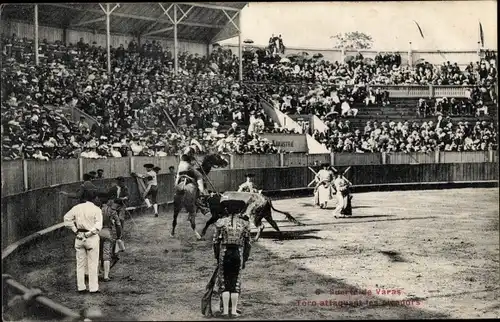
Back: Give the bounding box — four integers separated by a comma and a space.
308, 166, 319, 187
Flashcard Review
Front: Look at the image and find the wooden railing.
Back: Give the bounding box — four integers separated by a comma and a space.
2, 274, 81, 321
1, 151, 496, 197
245, 82, 471, 98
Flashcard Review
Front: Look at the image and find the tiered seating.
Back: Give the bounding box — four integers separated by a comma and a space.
1, 36, 280, 160
346, 97, 497, 132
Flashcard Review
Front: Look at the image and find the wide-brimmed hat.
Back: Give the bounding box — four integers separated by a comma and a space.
144, 163, 155, 169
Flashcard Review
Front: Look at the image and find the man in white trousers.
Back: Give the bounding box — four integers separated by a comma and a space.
64, 191, 103, 293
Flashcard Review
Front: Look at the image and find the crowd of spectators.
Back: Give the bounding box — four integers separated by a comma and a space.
417, 86, 491, 118
242, 48, 496, 87
314, 116, 497, 153
244, 49, 496, 123
251, 82, 368, 118
1, 34, 282, 160
1, 33, 497, 161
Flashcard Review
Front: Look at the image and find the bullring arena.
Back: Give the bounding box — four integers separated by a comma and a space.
4, 186, 500, 320
1, 2, 499, 321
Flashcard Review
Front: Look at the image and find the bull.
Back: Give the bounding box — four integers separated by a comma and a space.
201, 191, 303, 241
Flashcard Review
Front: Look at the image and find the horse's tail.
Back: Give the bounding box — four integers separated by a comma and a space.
269, 199, 304, 226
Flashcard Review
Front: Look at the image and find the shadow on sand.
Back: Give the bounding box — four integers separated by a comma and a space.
256, 229, 323, 241
302, 216, 439, 227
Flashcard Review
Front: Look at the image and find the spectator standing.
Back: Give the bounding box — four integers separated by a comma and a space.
63, 191, 103, 293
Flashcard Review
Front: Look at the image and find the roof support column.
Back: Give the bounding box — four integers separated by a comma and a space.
408, 41, 413, 68
34, 4, 39, 66
100, 3, 120, 74
106, 4, 111, 74
222, 9, 242, 81
174, 4, 178, 75
238, 10, 242, 82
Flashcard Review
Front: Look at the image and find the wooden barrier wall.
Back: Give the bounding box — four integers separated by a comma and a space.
1, 151, 497, 196
1, 174, 175, 249
2, 162, 497, 249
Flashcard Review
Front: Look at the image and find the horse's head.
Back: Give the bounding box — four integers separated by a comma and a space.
200, 153, 229, 174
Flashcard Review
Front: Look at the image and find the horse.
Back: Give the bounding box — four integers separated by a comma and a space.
201, 191, 303, 241
171, 153, 229, 240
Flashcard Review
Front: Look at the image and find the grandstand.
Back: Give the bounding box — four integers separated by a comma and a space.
1, 3, 498, 159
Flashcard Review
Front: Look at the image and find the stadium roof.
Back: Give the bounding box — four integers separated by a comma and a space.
1, 2, 247, 44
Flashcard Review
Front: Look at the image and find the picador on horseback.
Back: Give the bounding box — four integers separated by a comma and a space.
175, 140, 210, 215
171, 141, 229, 240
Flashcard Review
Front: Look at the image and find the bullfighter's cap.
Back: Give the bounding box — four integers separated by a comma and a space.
153, 166, 161, 172
321, 162, 330, 167
116, 176, 125, 183
144, 163, 155, 169
245, 173, 255, 178
97, 169, 104, 172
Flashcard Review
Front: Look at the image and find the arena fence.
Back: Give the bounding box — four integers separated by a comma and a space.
1, 151, 496, 197
2, 162, 498, 249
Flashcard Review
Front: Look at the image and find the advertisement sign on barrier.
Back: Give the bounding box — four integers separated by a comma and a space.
261, 133, 308, 153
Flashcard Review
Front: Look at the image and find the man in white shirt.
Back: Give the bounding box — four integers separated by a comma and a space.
281, 95, 292, 111
341, 100, 358, 117
63, 191, 103, 293
130, 140, 143, 156
232, 109, 242, 122
110, 143, 122, 158
248, 114, 265, 135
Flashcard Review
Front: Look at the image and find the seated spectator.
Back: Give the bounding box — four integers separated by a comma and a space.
475, 100, 488, 116
340, 100, 358, 117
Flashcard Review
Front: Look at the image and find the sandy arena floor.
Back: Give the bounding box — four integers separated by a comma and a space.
6, 188, 499, 320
